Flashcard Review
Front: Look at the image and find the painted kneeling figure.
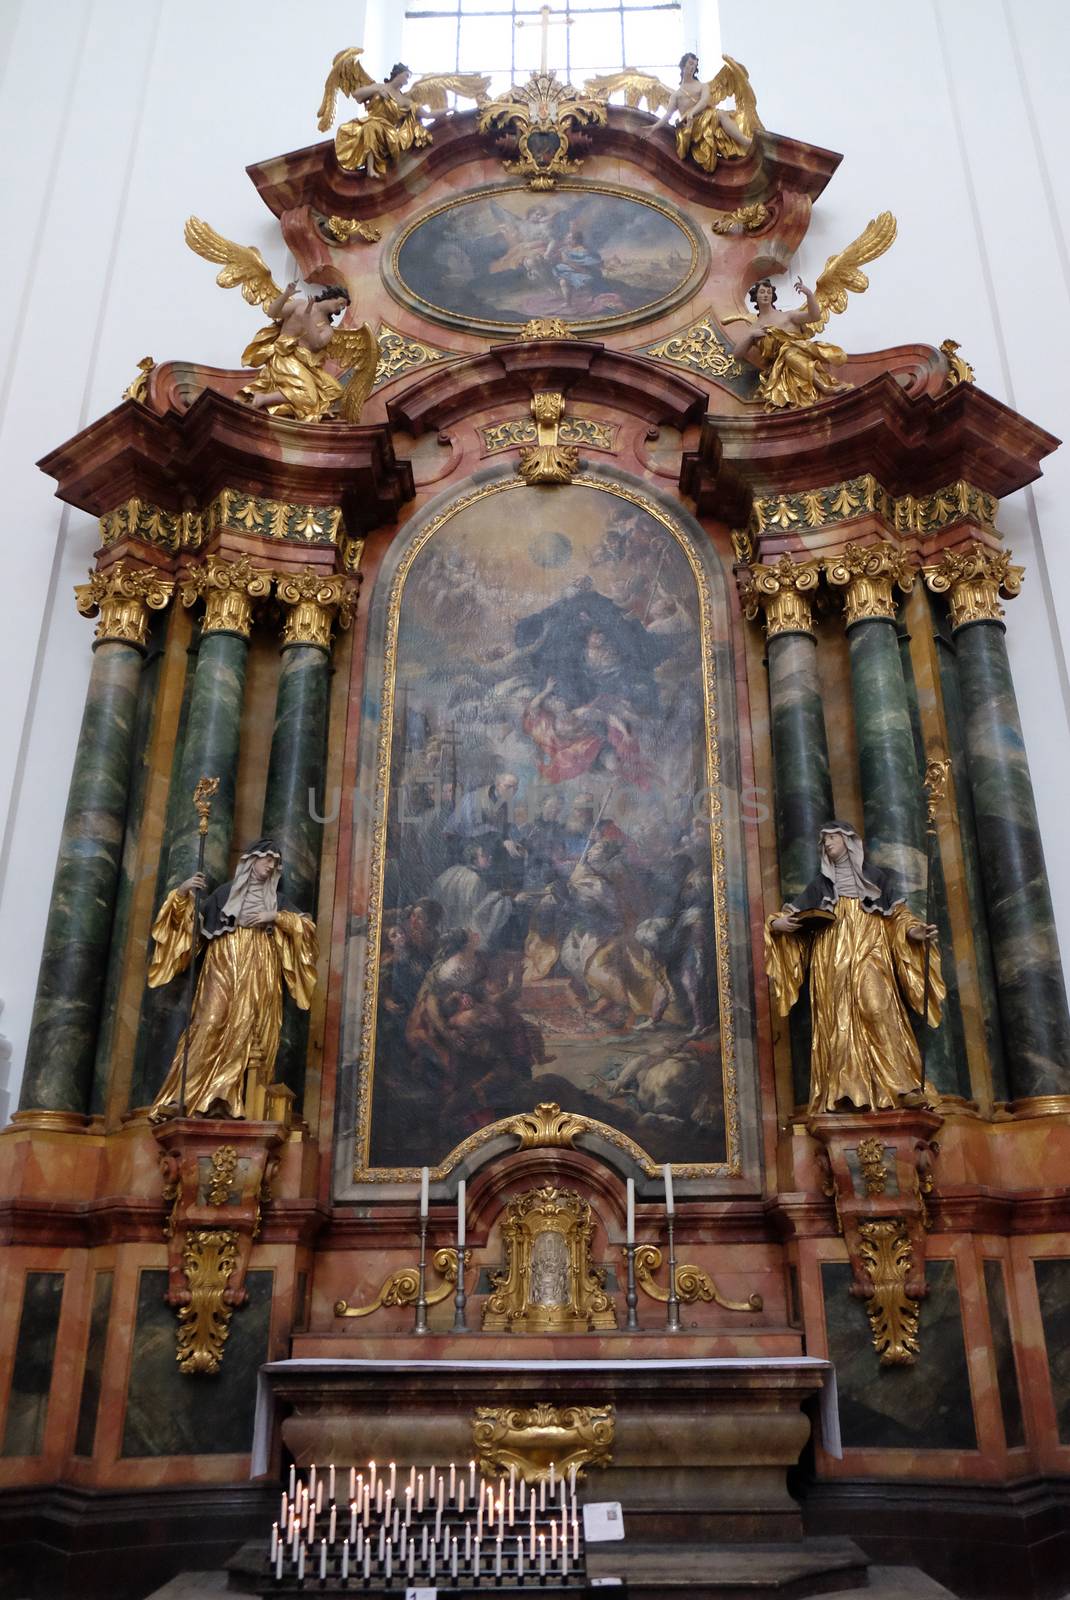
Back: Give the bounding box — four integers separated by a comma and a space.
765, 822, 942, 1115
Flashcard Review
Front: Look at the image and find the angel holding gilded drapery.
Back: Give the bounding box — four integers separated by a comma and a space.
764, 823, 942, 1117
183, 218, 378, 423
588, 55, 760, 173
725, 212, 898, 410
148, 840, 317, 1122
317, 49, 490, 178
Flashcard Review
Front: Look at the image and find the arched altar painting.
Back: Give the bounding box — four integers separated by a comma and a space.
388, 184, 705, 335
357, 478, 739, 1177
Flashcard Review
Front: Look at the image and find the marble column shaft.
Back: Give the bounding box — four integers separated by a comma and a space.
20, 641, 145, 1113
165, 629, 249, 889
767, 631, 834, 902
954, 619, 1070, 1098
846, 616, 927, 902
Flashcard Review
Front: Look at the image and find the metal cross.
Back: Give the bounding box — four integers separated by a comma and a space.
516, 4, 574, 76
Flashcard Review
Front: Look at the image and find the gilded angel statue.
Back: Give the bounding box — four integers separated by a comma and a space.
317, 48, 490, 178
725, 211, 898, 410
184, 218, 377, 424
588, 53, 761, 173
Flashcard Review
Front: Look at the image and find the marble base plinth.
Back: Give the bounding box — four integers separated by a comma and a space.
253, 1357, 836, 1544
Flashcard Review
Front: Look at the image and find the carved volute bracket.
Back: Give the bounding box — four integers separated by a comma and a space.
808, 1109, 941, 1367
516, 393, 580, 485
153, 1118, 285, 1374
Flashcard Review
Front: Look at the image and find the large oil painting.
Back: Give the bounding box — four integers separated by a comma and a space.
388, 184, 705, 335
355, 478, 739, 1177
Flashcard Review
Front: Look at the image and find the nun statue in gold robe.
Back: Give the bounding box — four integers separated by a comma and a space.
147, 840, 318, 1121
765, 822, 943, 1116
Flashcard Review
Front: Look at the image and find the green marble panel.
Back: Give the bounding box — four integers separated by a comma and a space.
20, 643, 144, 1112
846, 618, 926, 908
821, 1258, 976, 1451
74, 1269, 114, 1458
1034, 1257, 1070, 1445
2, 1272, 65, 1456
983, 1259, 1024, 1449
121, 1267, 272, 1457
954, 622, 1070, 1098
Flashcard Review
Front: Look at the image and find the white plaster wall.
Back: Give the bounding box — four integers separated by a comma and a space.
0, 0, 1067, 1110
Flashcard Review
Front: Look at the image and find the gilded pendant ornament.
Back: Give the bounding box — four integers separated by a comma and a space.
643, 314, 745, 380
857, 1219, 921, 1366
922, 543, 1024, 630
472, 1403, 614, 1484
176, 1228, 241, 1374
631, 1244, 763, 1312
738, 557, 822, 639
335, 1247, 466, 1318
324, 217, 382, 243
180, 554, 273, 637
855, 1137, 888, 1196
75, 561, 176, 650
516, 392, 579, 484
205, 1144, 239, 1206
480, 72, 607, 188
825, 541, 915, 625
483, 1186, 617, 1332
710, 202, 770, 235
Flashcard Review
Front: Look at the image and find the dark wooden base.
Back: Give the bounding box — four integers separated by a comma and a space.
803, 1476, 1070, 1600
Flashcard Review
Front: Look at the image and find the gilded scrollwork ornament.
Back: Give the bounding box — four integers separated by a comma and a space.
506, 1101, 589, 1149
922, 543, 1024, 630
939, 338, 975, 387
472, 1403, 614, 1485
516, 392, 579, 485
180, 554, 272, 637
175, 1228, 241, 1375
519, 317, 575, 341
335, 1247, 466, 1319
275, 570, 356, 651
75, 561, 176, 650
631, 1244, 762, 1312
857, 1218, 921, 1366
738, 557, 822, 639
824, 541, 915, 625
480, 72, 606, 189
644, 315, 745, 381
122, 355, 156, 403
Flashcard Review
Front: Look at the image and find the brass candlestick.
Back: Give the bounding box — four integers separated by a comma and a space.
452, 1246, 468, 1332
665, 1215, 682, 1332
624, 1243, 640, 1330
414, 1218, 430, 1335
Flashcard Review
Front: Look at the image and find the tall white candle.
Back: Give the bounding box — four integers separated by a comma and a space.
663, 1162, 674, 1215
451, 1537, 458, 1579
329, 1505, 337, 1544
368, 1460, 377, 1496
549, 1461, 555, 1492
270, 1522, 279, 1561
449, 1462, 456, 1502
419, 1166, 429, 1218
328, 1463, 336, 1502
297, 1545, 306, 1582
275, 1544, 283, 1582
495, 1538, 503, 1579
363, 1543, 371, 1580
626, 1177, 635, 1244
407, 1544, 415, 1579
457, 1481, 466, 1515
350, 1466, 356, 1501
572, 1518, 579, 1560
539, 1534, 546, 1578
417, 1473, 425, 1514
385, 1545, 393, 1580
457, 1178, 466, 1247
517, 1536, 524, 1579
469, 1459, 477, 1498
389, 1461, 397, 1494
342, 1538, 350, 1581
320, 1539, 327, 1580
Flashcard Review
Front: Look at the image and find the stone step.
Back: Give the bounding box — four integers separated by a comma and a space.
584, 1538, 956, 1599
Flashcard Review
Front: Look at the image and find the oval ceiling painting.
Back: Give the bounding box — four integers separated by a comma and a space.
387, 182, 706, 336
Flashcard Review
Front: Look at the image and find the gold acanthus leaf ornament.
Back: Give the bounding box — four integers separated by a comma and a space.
940, 338, 975, 387
480, 72, 607, 188
472, 1403, 614, 1484
175, 1228, 241, 1375
507, 1102, 589, 1149
516, 392, 579, 485
858, 1219, 921, 1366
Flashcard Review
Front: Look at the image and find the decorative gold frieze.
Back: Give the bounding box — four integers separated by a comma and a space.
939, 338, 975, 387
180, 554, 272, 636
737, 557, 822, 639
825, 541, 915, 625
745, 475, 999, 542
506, 1101, 589, 1150
122, 356, 157, 403
204, 487, 343, 548
516, 392, 579, 485
644, 314, 745, 380
99, 498, 197, 554
483, 1185, 617, 1332
374, 323, 454, 389
710, 202, 770, 235
176, 1228, 240, 1375
519, 317, 575, 341
275, 570, 355, 650
479, 72, 607, 188
858, 1218, 921, 1366
472, 1403, 614, 1484
325, 217, 382, 243
335, 1247, 465, 1319
75, 561, 175, 649
922, 543, 1024, 630
632, 1244, 763, 1312
481, 417, 615, 455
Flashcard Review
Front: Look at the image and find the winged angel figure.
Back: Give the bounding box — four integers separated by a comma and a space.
587, 54, 761, 173
184, 218, 377, 424
724, 212, 898, 410
317, 48, 490, 178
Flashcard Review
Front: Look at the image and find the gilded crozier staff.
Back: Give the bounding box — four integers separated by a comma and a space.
147, 838, 318, 1120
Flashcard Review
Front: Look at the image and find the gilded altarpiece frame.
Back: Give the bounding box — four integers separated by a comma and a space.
334, 466, 760, 1197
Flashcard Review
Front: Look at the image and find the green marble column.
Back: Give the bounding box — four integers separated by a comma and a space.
132, 557, 269, 1106
260, 575, 348, 1096
20, 566, 174, 1116
827, 546, 926, 906
926, 548, 1070, 1100
741, 560, 831, 1106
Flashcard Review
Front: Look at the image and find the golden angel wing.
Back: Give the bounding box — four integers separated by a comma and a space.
409, 72, 491, 112
327, 323, 379, 422
183, 217, 280, 307
317, 46, 374, 131
583, 69, 672, 112
706, 55, 764, 140
809, 210, 898, 332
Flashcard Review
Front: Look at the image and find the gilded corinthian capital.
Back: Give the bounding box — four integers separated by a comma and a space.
922, 543, 1024, 631
180, 555, 272, 637
275, 570, 355, 650
824, 541, 914, 626
75, 560, 175, 650
737, 556, 822, 638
